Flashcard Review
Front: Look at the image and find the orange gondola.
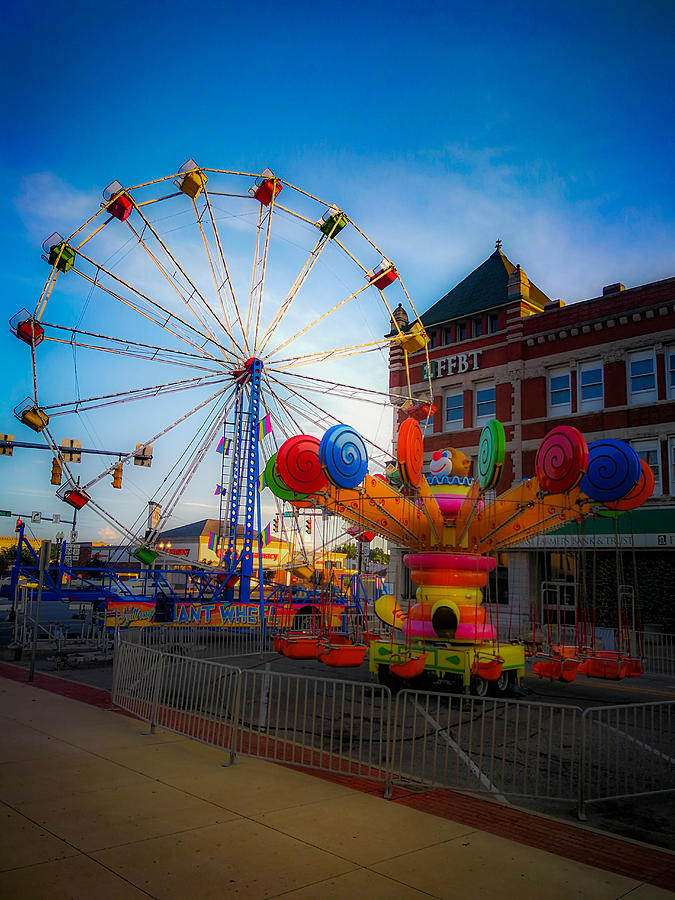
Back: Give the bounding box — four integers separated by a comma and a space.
390, 652, 428, 679
318, 636, 367, 667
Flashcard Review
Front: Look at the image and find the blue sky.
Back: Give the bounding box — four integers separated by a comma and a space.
1, 0, 673, 544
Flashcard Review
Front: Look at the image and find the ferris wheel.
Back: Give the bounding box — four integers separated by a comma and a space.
13, 161, 433, 582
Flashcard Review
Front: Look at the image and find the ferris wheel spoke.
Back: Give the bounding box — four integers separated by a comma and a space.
42, 374, 230, 417
42, 335, 226, 374
191, 192, 243, 358
149, 395, 234, 541
40, 321, 227, 370
71, 252, 230, 360
247, 197, 275, 352
264, 281, 376, 360
270, 338, 389, 370
256, 233, 330, 357
270, 369, 399, 405
265, 373, 392, 464
203, 185, 251, 358
81, 385, 232, 492
124, 215, 228, 357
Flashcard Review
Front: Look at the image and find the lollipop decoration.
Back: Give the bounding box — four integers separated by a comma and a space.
319, 424, 368, 489
277, 435, 328, 494
579, 439, 641, 502
476, 419, 505, 491
602, 457, 655, 512
535, 425, 588, 494
396, 417, 424, 487
264, 454, 309, 502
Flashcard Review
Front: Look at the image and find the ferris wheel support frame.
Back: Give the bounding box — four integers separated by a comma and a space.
220, 359, 265, 616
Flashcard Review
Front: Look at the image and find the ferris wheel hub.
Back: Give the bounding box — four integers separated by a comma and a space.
233, 357, 264, 382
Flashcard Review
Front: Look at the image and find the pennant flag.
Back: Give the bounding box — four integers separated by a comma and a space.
207, 532, 216, 550
261, 523, 272, 547
258, 413, 272, 441
257, 471, 266, 492
216, 437, 231, 455
214, 484, 226, 496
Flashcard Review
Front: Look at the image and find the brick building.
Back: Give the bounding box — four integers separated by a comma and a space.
388, 245, 675, 632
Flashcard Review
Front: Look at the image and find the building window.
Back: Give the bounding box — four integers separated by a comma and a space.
445, 391, 463, 431
428, 330, 437, 349
475, 383, 495, 423
631, 439, 662, 496
443, 327, 452, 346
578, 359, 604, 412
627, 349, 657, 404
667, 346, 675, 399
548, 366, 571, 416
669, 436, 675, 496
488, 313, 499, 334
473, 318, 482, 337
456, 322, 466, 341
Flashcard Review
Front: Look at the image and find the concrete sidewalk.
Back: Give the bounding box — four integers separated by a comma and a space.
0, 676, 673, 899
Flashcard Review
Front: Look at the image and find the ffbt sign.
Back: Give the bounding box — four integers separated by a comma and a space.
422, 349, 482, 380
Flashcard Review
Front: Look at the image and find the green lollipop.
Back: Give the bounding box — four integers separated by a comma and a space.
477, 419, 506, 490
264, 453, 309, 502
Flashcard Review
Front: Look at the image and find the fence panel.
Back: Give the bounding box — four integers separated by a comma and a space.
390, 690, 582, 803
120, 624, 272, 659
580, 701, 675, 815
153, 653, 241, 756
111, 641, 165, 723
234, 667, 391, 783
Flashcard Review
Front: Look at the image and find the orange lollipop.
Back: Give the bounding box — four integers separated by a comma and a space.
396, 417, 424, 487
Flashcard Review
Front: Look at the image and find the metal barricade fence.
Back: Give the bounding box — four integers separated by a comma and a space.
388, 690, 582, 803
233, 667, 392, 784
121, 624, 272, 659
111, 642, 674, 811
112, 641, 241, 759
112, 641, 165, 724
579, 701, 675, 818
153, 652, 241, 761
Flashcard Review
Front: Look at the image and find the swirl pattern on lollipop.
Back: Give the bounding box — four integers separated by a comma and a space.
264, 454, 308, 502
603, 457, 655, 511
277, 435, 328, 494
477, 419, 505, 490
319, 424, 368, 489
579, 439, 641, 502
396, 417, 424, 487
535, 425, 588, 494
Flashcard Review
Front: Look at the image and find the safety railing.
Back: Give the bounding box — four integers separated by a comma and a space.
388, 689, 582, 802
578, 701, 675, 818
112, 641, 165, 724
111, 641, 674, 812
233, 667, 391, 782
119, 623, 273, 659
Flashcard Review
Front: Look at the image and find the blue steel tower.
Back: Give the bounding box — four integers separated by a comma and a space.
221, 358, 264, 616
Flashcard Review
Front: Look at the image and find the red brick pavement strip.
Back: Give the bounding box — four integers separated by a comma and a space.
0, 661, 111, 709
2, 664, 674, 891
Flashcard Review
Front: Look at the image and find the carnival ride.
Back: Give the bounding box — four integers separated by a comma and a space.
9, 162, 655, 691
9, 162, 429, 629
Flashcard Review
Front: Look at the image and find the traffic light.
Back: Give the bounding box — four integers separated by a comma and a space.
50, 456, 63, 485
305, 518, 311, 535
15, 518, 22, 534
272, 515, 279, 533
112, 464, 123, 489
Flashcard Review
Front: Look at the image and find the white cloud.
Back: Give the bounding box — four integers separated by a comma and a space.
97, 525, 118, 542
